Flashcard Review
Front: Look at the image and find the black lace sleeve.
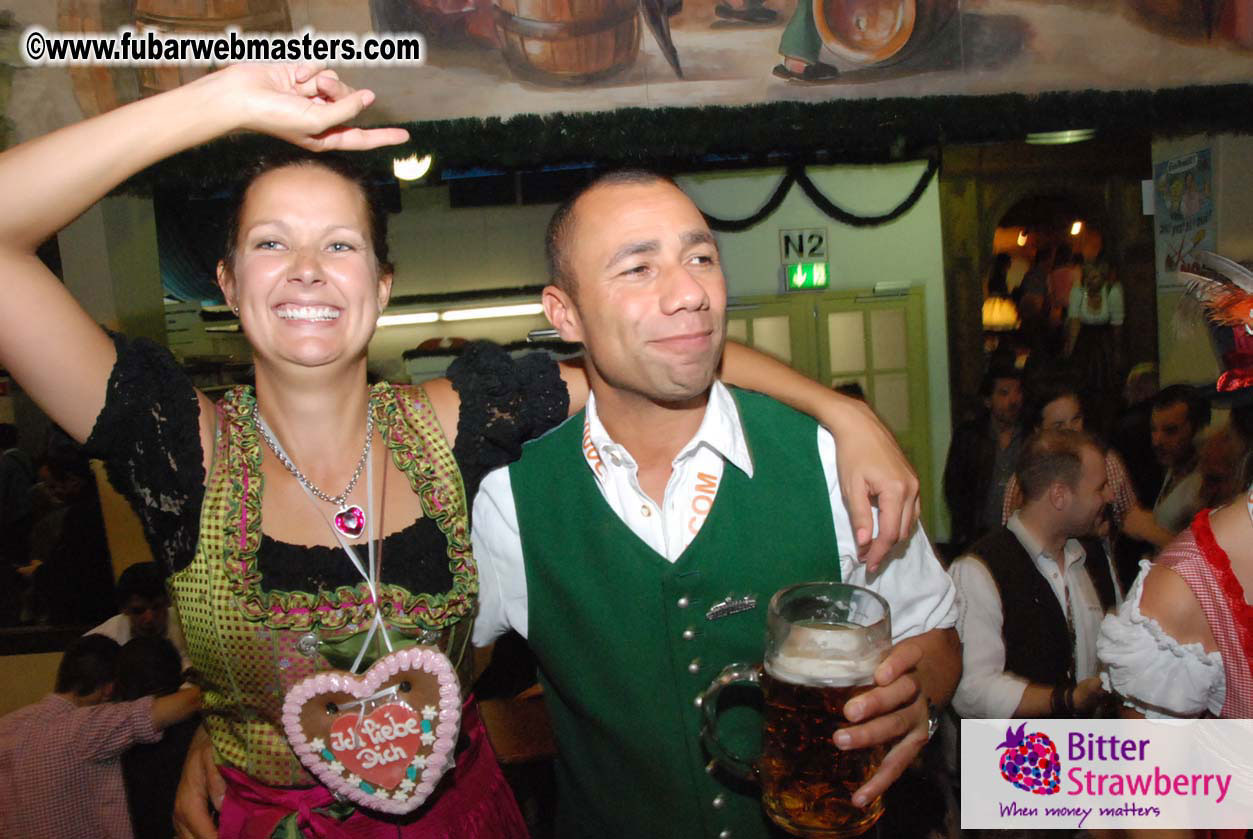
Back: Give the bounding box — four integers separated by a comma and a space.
447, 341, 570, 500
83, 334, 205, 575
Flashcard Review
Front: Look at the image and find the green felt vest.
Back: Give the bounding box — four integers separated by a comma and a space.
510, 389, 840, 839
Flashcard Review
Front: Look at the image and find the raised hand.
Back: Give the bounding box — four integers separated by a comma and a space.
202, 63, 410, 152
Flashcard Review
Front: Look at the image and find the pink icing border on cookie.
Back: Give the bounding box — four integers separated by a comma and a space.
280, 646, 461, 815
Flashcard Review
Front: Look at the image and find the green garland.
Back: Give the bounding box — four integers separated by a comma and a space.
119, 83, 1253, 195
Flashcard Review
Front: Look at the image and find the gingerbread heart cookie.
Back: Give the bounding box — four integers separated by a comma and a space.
281, 646, 461, 814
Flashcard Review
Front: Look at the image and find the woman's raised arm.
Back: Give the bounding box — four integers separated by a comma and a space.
0, 63, 406, 443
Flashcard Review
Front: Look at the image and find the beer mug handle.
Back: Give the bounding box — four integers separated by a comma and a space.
698, 662, 761, 782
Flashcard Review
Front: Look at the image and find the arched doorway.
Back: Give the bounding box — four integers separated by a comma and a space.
939, 139, 1156, 430
983, 193, 1105, 372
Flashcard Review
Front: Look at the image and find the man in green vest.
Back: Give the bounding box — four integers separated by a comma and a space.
472, 171, 960, 838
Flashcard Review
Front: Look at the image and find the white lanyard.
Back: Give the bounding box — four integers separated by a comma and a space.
255, 414, 392, 674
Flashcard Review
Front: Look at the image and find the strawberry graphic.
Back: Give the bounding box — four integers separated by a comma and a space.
995, 723, 1061, 795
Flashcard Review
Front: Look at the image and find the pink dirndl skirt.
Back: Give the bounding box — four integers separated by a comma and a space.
218, 699, 528, 839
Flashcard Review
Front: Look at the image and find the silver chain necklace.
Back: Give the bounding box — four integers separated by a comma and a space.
254, 400, 375, 538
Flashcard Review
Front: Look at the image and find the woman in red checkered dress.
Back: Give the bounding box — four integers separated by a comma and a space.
1098, 253, 1253, 721
1098, 498, 1253, 720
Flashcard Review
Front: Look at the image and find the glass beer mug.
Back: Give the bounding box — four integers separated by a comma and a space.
699, 581, 892, 838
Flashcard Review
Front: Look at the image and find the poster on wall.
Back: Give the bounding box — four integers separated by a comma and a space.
1154, 148, 1215, 289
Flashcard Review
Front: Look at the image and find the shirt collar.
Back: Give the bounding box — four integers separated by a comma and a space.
583, 381, 755, 478
1006, 511, 1087, 571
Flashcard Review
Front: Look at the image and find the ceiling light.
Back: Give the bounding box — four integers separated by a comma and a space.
1071, 220, 1083, 236
1016, 230, 1028, 247
376, 302, 546, 327
441, 303, 545, 322
377, 311, 440, 327
1025, 129, 1096, 145
393, 153, 433, 182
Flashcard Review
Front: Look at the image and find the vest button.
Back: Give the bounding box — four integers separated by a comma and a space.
296, 632, 320, 658
677, 596, 691, 609
641, 505, 652, 517
688, 658, 701, 674
682, 628, 696, 641
719, 830, 732, 838
693, 694, 703, 708
712, 794, 726, 809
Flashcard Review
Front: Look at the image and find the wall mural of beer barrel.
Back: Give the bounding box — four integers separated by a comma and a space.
814, 0, 956, 68
54, 0, 291, 118
56, 0, 142, 118
492, 0, 642, 85
11, 0, 1253, 136
133, 0, 292, 98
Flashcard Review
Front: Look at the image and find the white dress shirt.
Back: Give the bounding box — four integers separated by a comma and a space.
949, 512, 1109, 719
472, 381, 957, 647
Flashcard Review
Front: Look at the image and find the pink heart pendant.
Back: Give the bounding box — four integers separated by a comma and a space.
282, 646, 461, 814
334, 505, 365, 538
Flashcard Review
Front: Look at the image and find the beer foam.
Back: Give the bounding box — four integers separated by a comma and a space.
765, 654, 879, 687
767, 623, 883, 686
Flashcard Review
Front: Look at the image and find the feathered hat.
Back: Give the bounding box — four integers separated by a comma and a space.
1177, 251, 1253, 404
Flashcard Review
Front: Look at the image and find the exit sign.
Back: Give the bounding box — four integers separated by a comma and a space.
786, 262, 829, 290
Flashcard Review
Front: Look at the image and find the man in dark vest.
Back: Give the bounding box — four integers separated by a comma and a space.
950, 428, 1120, 719
471, 170, 961, 839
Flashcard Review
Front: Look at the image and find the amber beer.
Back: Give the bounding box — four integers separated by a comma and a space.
759, 641, 886, 838
700, 582, 891, 838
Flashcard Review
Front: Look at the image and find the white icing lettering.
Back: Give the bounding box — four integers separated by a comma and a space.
357, 742, 409, 769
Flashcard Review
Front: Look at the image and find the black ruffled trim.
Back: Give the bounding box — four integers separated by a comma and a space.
84, 334, 204, 576
80, 337, 568, 580
447, 341, 569, 501
256, 517, 455, 595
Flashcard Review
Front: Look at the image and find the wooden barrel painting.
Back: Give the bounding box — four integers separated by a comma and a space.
493, 0, 641, 86
1125, 0, 1253, 46
1219, 1, 1253, 48
814, 0, 956, 68
134, 0, 292, 99
57, 0, 142, 118
1123, 0, 1220, 39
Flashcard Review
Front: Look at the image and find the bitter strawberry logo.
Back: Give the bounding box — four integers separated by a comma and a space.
995, 723, 1061, 795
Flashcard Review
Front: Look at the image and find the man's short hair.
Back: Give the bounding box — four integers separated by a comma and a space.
55, 635, 121, 696
1017, 429, 1103, 502
544, 169, 679, 298
978, 362, 1024, 398
115, 637, 183, 701
1151, 383, 1211, 431
116, 562, 166, 607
